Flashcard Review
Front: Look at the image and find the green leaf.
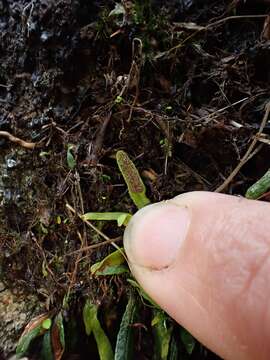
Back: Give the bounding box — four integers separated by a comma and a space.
83, 300, 114, 360
152, 309, 172, 360
82, 212, 132, 227
115, 295, 137, 360
127, 279, 160, 308
67, 144, 76, 170
245, 168, 270, 199
151, 311, 167, 327
16, 313, 50, 357
42, 331, 53, 360
181, 328, 196, 355
117, 213, 131, 227
168, 336, 178, 360
91, 249, 128, 276
42, 319, 52, 330
42, 260, 49, 277
116, 150, 150, 209
54, 313, 65, 350
83, 300, 95, 336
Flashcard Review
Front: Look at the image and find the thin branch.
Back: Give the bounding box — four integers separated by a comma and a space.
66, 203, 110, 241
215, 102, 270, 193
65, 236, 122, 256
65, 203, 122, 252
157, 15, 267, 59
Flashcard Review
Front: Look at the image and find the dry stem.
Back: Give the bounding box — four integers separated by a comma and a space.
215, 102, 270, 193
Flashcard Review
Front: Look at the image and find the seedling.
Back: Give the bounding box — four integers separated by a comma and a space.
83, 300, 114, 360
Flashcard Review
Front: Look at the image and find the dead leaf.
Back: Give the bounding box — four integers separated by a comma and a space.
261, 14, 270, 40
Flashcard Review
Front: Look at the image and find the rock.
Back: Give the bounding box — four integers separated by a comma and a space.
0, 282, 40, 357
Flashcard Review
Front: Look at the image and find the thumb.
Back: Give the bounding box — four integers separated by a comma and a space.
124, 191, 270, 360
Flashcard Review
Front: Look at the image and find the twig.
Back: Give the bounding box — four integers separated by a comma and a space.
88, 112, 112, 164
66, 203, 110, 240
127, 38, 143, 123
0, 131, 36, 149
215, 102, 270, 193
65, 236, 122, 256
157, 15, 267, 59
202, 97, 249, 124
32, 235, 63, 289
65, 203, 122, 252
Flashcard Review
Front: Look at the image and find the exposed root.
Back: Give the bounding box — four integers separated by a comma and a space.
0, 131, 36, 149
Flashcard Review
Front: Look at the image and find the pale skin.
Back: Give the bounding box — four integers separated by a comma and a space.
123, 4, 270, 358
124, 192, 270, 360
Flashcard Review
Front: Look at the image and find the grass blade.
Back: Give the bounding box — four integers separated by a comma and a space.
181, 328, 196, 355
168, 336, 178, 360
83, 300, 114, 360
115, 295, 137, 360
152, 309, 172, 360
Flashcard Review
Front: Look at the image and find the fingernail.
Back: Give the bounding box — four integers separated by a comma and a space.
124, 202, 190, 270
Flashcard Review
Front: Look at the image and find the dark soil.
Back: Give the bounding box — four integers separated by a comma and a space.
1, 0, 270, 359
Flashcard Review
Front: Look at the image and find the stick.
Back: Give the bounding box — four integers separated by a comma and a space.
215, 102, 270, 193
65, 237, 122, 256
157, 15, 267, 59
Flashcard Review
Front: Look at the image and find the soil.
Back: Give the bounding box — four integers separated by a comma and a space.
1, 0, 270, 359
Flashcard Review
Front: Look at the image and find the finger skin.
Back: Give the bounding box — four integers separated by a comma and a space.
124, 192, 270, 360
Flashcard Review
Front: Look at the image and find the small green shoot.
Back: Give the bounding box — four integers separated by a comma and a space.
169, 336, 178, 360
115, 95, 124, 104
152, 309, 173, 360
82, 212, 132, 227
116, 150, 150, 209
42, 318, 52, 330
115, 295, 137, 360
91, 248, 128, 276
165, 105, 173, 113
101, 174, 111, 182
245, 168, 270, 199
83, 300, 114, 360
42, 260, 49, 277
67, 144, 76, 170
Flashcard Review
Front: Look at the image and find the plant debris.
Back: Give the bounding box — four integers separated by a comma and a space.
1, 0, 270, 358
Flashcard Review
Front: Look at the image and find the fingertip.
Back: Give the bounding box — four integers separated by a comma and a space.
124, 192, 270, 360
124, 201, 190, 270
